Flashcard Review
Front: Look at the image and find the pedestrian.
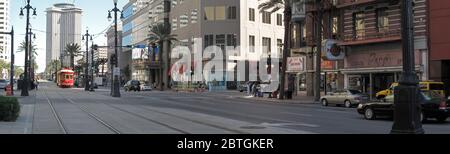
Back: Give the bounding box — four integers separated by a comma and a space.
34, 80, 39, 90
287, 75, 295, 99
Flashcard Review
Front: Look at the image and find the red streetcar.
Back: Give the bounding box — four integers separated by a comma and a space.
57, 68, 74, 88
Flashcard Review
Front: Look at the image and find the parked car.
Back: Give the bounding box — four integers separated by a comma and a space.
140, 84, 152, 91
124, 80, 141, 92
238, 82, 251, 92
376, 81, 445, 99
0, 79, 8, 90
321, 89, 369, 108
358, 91, 450, 122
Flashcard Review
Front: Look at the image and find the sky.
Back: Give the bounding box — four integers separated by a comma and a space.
11, 0, 128, 73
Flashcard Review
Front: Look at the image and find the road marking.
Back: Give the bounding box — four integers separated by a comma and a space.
281, 112, 313, 117
260, 122, 319, 128
315, 109, 355, 115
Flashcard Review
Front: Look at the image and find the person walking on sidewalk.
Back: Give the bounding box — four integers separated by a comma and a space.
34, 80, 39, 90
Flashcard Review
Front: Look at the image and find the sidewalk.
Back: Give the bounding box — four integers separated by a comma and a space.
0, 90, 36, 134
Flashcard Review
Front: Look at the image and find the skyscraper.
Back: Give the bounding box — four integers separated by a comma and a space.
46, 3, 82, 67
0, 0, 10, 62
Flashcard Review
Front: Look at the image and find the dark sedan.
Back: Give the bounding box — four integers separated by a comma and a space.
357, 91, 450, 122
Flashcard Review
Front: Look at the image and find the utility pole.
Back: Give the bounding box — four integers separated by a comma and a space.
391, 0, 424, 134
19, 0, 37, 96
82, 29, 93, 91
108, 0, 124, 97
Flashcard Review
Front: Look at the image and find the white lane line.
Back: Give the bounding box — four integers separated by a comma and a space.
260, 122, 320, 128
281, 112, 313, 117
315, 109, 356, 115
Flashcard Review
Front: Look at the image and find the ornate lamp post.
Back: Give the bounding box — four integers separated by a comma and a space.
391, 0, 425, 134
19, 0, 37, 96
82, 29, 93, 91
108, 0, 124, 97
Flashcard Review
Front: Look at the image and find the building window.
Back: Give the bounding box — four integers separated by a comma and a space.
276, 14, 283, 26
249, 8, 255, 21
249, 35, 255, 53
376, 8, 389, 32
332, 16, 338, 37
191, 9, 198, 23
216, 34, 226, 51
204, 34, 214, 48
353, 12, 365, 39
227, 6, 237, 19
227, 34, 237, 47
215, 6, 226, 20
262, 11, 271, 24
262, 37, 271, 54
277, 39, 283, 56
204, 7, 215, 20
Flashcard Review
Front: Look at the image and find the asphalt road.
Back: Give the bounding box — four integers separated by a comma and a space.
24, 82, 450, 134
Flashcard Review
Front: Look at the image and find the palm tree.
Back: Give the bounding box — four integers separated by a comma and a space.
97, 58, 108, 77
64, 43, 82, 69
148, 23, 178, 90
258, 0, 294, 99
18, 41, 38, 58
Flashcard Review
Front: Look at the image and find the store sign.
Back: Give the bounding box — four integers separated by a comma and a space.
292, 1, 306, 21
287, 57, 305, 72
322, 39, 345, 61
132, 48, 148, 60
346, 50, 421, 68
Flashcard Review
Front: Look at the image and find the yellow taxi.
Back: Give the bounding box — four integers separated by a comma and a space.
376, 81, 445, 99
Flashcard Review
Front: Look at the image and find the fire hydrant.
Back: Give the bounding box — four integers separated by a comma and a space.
6, 84, 13, 96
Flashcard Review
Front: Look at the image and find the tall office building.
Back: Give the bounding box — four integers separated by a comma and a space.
46, 3, 82, 67
0, 0, 10, 62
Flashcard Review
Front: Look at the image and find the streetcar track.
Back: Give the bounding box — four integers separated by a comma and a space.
43, 90, 68, 134
51, 90, 122, 134
83, 90, 249, 134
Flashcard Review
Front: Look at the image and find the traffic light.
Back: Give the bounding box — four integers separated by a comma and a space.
110, 54, 117, 65
92, 44, 99, 50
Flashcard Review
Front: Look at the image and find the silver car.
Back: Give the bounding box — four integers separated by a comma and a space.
320, 89, 369, 108
0, 79, 8, 89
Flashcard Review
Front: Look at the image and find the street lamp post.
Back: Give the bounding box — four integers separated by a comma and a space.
90, 44, 96, 92
391, 0, 425, 134
108, 0, 124, 97
82, 29, 93, 91
19, 0, 37, 96
0, 27, 14, 95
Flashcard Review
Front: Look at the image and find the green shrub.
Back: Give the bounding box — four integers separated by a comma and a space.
0, 96, 20, 122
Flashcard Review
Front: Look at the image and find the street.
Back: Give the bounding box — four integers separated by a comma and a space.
1, 81, 449, 134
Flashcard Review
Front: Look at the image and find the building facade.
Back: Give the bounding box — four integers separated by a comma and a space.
429, 0, 450, 97
337, 0, 429, 99
46, 3, 83, 67
107, 22, 129, 83
0, 0, 10, 62
169, 0, 285, 89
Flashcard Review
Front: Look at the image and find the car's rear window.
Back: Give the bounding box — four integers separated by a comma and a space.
348, 90, 362, 94
429, 84, 444, 90
131, 81, 140, 85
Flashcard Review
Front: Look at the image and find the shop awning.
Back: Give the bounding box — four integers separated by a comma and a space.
340, 65, 423, 74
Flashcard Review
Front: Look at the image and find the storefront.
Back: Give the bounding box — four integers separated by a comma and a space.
341, 43, 424, 100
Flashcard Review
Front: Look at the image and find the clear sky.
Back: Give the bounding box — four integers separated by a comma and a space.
11, 0, 128, 73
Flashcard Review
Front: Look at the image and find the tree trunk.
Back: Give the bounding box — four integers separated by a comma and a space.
314, 1, 324, 102
162, 40, 170, 90
279, 5, 292, 100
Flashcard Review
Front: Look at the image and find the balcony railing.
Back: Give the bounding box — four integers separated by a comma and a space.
342, 28, 401, 44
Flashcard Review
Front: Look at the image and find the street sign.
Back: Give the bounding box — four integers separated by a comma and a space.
113, 67, 120, 76
135, 44, 146, 48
